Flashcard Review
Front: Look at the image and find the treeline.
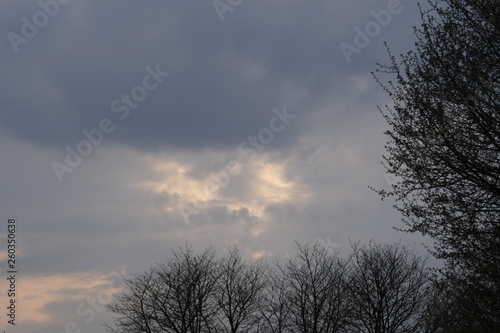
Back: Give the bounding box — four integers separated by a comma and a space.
105, 241, 439, 333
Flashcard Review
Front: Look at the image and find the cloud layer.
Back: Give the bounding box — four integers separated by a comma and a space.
0, 1, 429, 332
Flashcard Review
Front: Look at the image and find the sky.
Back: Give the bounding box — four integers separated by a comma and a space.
0, 0, 432, 332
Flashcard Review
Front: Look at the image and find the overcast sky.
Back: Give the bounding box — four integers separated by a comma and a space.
0, 1, 432, 332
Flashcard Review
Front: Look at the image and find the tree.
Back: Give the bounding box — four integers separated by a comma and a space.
214, 246, 267, 333
104, 270, 159, 333
104, 242, 434, 333
423, 275, 500, 333
105, 244, 219, 333
258, 262, 292, 333
346, 242, 430, 333
373, 0, 500, 323
282, 241, 351, 333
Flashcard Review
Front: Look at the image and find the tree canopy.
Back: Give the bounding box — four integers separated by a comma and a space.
374, 0, 500, 328
105, 241, 430, 333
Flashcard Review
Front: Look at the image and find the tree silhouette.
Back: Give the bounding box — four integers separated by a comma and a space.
104, 242, 432, 333
105, 244, 219, 333
281, 242, 351, 333
373, 0, 500, 325
346, 242, 430, 333
214, 246, 267, 333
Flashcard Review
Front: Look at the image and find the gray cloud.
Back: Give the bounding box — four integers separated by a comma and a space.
0, 1, 430, 332
0, 0, 419, 153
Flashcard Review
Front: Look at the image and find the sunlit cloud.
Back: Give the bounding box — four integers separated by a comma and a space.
0, 269, 127, 327
140, 152, 312, 236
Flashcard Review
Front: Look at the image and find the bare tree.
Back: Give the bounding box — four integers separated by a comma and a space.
283, 241, 351, 333
105, 244, 219, 333
104, 242, 433, 333
213, 246, 267, 333
104, 270, 159, 333
154, 244, 219, 333
258, 262, 292, 333
346, 242, 430, 333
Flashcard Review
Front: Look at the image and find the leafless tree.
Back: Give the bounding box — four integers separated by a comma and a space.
104, 270, 158, 333
258, 262, 292, 333
105, 244, 219, 333
213, 246, 267, 333
346, 241, 430, 333
283, 241, 351, 333
104, 242, 434, 333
